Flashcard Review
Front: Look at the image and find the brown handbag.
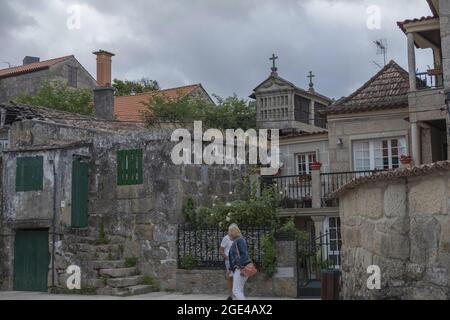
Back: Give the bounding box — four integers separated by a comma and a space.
236, 240, 258, 278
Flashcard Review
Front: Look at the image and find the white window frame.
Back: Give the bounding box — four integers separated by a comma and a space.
295, 152, 317, 175
353, 137, 407, 171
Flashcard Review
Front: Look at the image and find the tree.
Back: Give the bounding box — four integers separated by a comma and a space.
14, 81, 94, 116
112, 78, 160, 96
144, 94, 256, 130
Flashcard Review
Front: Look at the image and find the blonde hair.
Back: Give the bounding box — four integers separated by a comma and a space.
228, 223, 242, 239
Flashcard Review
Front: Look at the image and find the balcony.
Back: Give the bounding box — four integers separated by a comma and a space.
262, 169, 385, 209
416, 69, 443, 90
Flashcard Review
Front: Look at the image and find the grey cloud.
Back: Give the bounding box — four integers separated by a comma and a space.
0, 0, 434, 100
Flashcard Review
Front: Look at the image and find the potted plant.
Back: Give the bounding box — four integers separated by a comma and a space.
311, 161, 322, 171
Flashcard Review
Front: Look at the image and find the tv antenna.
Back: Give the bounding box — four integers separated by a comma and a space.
1, 61, 12, 68
373, 39, 388, 67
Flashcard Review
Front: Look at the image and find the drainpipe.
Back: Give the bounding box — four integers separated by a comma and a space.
51, 154, 57, 290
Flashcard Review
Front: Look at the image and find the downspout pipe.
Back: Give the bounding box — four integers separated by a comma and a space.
51, 153, 57, 290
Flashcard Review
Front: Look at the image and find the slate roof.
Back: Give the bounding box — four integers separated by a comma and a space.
0, 56, 73, 79
327, 60, 410, 115
0, 102, 147, 133
333, 160, 450, 197
114, 84, 208, 122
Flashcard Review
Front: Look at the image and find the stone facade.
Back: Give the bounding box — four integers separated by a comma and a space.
176, 240, 298, 298
327, 109, 410, 172
0, 56, 97, 103
338, 169, 450, 299
0, 118, 245, 294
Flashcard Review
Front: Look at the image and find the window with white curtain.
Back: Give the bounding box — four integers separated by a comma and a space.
296, 152, 317, 175
353, 137, 407, 171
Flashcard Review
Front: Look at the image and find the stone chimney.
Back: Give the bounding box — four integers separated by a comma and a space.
93, 50, 115, 86
93, 50, 115, 120
23, 56, 40, 65
93, 87, 115, 120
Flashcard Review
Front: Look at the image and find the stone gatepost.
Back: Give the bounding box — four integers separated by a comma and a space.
311, 161, 322, 208
272, 239, 298, 298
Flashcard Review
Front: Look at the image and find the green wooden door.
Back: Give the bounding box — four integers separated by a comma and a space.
14, 230, 50, 292
72, 160, 89, 228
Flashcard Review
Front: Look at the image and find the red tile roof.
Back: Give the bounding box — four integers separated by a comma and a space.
114, 84, 202, 122
327, 60, 410, 115
397, 15, 437, 34
0, 55, 73, 79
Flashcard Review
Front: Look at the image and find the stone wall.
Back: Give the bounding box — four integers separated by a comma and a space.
339, 169, 450, 299
0, 120, 246, 292
176, 240, 298, 298
441, 0, 450, 89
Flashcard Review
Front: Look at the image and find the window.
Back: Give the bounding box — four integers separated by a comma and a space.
117, 149, 143, 185
68, 66, 78, 88
296, 152, 317, 175
326, 217, 342, 267
16, 156, 43, 192
353, 137, 407, 171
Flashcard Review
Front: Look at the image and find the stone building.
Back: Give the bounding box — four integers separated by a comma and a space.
0, 54, 98, 104
0, 102, 245, 295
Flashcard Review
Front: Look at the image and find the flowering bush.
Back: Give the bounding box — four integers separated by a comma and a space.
184, 179, 280, 229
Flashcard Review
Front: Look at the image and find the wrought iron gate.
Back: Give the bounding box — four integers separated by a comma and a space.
297, 232, 341, 298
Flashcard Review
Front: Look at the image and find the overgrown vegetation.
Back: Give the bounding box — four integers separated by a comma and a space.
112, 78, 160, 96
95, 222, 109, 245
179, 254, 199, 270
125, 257, 138, 268
144, 94, 256, 131
183, 179, 279, 229
260, 233, 277, 277
14, 81, 94, 115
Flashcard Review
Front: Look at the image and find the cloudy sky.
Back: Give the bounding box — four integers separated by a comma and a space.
0, 0, 433, 100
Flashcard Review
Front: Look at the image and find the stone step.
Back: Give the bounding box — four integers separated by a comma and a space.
113, 285, 158, 297
96, 252, 122, 261
94, 244, 122, 253
107, 275, 144, 288
99, 267, 136, 278
92, 260, 126, 270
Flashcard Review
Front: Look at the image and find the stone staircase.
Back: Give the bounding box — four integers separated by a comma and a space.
68, 234, 158, 297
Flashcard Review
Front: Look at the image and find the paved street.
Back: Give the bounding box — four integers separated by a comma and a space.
0, 291, 296, 300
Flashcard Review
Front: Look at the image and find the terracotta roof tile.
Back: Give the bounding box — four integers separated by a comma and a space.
397, 16, 437, 34
333, 160, 450, 197
114, 84, 202, 122
327, 60, 409, 115
0, 55, 73, 79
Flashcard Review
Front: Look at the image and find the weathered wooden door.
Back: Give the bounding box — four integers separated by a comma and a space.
71, 159, 89, 228
14, 230, 50, 292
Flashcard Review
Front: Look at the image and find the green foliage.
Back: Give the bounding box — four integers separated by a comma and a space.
183, 179, 279, 229
260, 233, 277, 277
145, 94, 256, 131
143, 275, 156, 286
112, 78, 160, 96
125, 257, 138, 268
179, 254, 199, 270
14, 81, 94, 115
95, 222, 109, 245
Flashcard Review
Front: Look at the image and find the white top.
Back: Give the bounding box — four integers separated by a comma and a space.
220, 235, 233, 257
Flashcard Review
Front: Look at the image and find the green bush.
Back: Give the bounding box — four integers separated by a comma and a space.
180, 255, 199, 270
125, 257, 138, 268
260, 233, 277, 277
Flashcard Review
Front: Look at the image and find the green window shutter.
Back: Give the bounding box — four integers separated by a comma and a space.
72, 160, 89, 228
117, 149, 143, 186
16, 156, 44, 192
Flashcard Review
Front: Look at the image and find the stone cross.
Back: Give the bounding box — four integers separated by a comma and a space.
270, 54, 278, 73
308, 71, 315, 90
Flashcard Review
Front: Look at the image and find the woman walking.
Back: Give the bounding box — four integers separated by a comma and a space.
228, 224, 251, 300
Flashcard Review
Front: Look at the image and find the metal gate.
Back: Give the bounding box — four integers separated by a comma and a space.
297, 232, 341, 298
